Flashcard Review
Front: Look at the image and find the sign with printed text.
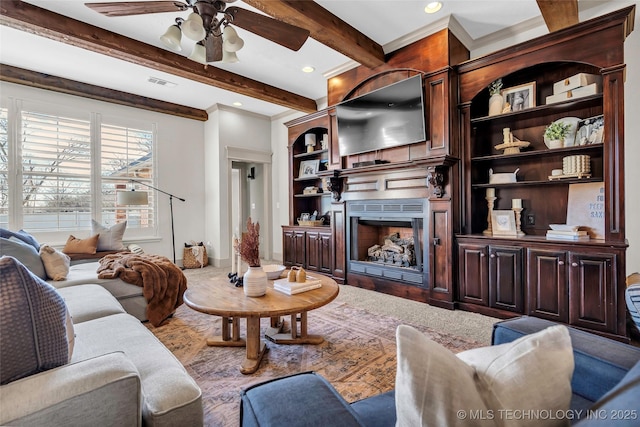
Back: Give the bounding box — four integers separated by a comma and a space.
566, 182, 605, 239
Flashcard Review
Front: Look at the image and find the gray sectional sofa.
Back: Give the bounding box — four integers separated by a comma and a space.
0, 256, 203, 426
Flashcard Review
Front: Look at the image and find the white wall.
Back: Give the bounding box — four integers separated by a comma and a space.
204, 105, 272, 266
470, 1, 640, 274
0, 81, 206, 261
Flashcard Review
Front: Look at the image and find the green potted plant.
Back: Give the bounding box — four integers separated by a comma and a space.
488, 78, 504, 116
544, 121, 572, 149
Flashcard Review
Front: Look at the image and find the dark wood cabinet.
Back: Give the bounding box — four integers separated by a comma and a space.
456, 7, 633, 341
306, 229, 333, 274
283, 227, 306, 268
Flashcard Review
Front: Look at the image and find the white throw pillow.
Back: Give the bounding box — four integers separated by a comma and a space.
395, 324, 574, 427
39, 244, 71, 281
91, 220, 126, 251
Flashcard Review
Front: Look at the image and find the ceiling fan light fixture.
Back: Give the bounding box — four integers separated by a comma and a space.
188, 42, 207, 64
182, 12, 206, 41
160, 24, 182, 51
222, 26, 244, 53
222, 49, 239, 64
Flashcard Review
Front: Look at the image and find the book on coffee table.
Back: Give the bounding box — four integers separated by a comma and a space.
273, 277, 322, 295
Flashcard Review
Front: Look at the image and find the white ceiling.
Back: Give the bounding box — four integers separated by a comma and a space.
0, 0, 626, 117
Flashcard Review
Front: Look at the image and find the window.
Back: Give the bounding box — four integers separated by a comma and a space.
1, 98, 156, 239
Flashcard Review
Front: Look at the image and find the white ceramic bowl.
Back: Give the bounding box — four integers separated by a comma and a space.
263, 264, 286, 280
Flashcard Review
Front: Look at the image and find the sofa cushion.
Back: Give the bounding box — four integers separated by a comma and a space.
0, 256, 72, 384
92, 220, 127, 251
492, 316, 640, 403
57, 284, 125, 323
0, 228, 40, 251
71, 313, 202, 425
575, 361, 640, 426
241, 372, 364, 427
1, 237, 47, 279
63, 234, 99, 255
395, 324, 574, 427
39, 244, 71, 281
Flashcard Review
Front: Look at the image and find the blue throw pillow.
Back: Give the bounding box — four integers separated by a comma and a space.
0, 256, 71, 385
0, 228, 40, 251
626, 284, 640, 334
0, 237, 47, 280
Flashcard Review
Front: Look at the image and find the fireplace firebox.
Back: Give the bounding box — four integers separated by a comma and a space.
347, 199, 427, 287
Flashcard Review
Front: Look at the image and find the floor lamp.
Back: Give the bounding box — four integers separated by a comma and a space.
116, 179, 186, 265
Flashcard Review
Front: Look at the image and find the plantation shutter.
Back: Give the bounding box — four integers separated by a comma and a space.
100, 122, 155, 230
20, 111, 92, 231
0, 108, 8, 228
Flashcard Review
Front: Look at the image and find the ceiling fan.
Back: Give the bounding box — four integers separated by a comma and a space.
85, 0, 311, 64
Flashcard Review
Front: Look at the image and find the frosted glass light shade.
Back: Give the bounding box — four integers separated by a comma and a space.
182, 12, 206, 41
117, 190, 149, 205
221, 49, 239, 63
188, 43, 207, 64
160, 25, 182, 51
222, 26, 244, 52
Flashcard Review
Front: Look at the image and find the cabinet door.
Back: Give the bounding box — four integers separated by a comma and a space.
568, 252, 616, 333
489, 246, 524, 313
457, 243, 488, 306
283, 230, 306, 267
318, 231, 333, 274
527, 248, 568, 323
306, 231, 320, 271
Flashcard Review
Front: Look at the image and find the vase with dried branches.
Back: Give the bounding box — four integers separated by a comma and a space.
239, 218, 267, 297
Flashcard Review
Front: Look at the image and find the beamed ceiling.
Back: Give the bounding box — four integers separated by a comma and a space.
0, 0, 600, 120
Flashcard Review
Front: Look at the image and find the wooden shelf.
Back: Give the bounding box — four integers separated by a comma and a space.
472, 177, 602, 188
293, 193, 330, 198
470, 94, 603, 125
293, 149, 328, 159
471, 144, 602, 163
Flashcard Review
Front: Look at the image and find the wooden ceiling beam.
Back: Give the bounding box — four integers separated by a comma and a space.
0, 64, 209, 121
243, 0, 385, 69
0, 0, 317, 113
536, 0, 579, 32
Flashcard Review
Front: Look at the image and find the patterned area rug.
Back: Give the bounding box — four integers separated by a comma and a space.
148, 280, 482, 427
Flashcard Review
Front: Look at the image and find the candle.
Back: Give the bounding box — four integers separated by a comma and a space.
512, 198, 522, 209
486, 188, 495, 198
237, 253, 242, 275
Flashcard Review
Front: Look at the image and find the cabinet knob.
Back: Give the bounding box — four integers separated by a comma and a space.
433, 238, 440, 246
490, 254, 495, 258
480, 253, 485, 258
571, 262, 578, 267
558, 261, 565, 266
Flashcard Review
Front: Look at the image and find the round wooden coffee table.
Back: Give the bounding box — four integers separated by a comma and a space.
183, 273, 339, 374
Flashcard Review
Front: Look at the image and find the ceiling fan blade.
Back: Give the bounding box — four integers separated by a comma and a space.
85, 1, 188, 17
205, 36, 223, 62
226, 7, 310, 51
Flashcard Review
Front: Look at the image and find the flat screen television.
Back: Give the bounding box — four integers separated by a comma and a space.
336, 75, 426, 157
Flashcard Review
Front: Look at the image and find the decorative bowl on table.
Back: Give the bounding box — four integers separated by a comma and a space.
263, 264, 286, 280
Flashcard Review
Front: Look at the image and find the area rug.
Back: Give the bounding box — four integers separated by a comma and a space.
148, 284, 483, 426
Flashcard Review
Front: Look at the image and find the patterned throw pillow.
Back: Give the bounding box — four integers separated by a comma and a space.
39, 244, 71, 281
62, 234, 100, 254
91, 220, 127, 251
0, 237, 47, 279
0, 256, 73, 385
0, 228, 41, 251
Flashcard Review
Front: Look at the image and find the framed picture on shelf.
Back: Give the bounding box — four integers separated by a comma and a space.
299, 159, 319, 178
575, 115, 604, 145
502, 82, 536, 112
491, 210, 518, 236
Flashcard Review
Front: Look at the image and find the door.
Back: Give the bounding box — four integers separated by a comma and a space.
457, 243, 488, 306
527, 248, 568, 323
489, 245, 523, 313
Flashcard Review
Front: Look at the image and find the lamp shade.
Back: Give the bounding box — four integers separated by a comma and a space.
160, 24, 182, 51
221, 48, 239, 63
222, 26, 244, 52
117, 190, 149, 206
188, 42, 207, 64
182, 12, 206, 41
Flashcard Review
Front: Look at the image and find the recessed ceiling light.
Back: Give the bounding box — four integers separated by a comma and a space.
424, 2, 443, 14
233, 101, 243, 107
302, 66, 315, 73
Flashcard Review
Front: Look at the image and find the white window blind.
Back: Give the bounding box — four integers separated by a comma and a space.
0, 108, 8, 228
100, 122, 155, 230
20, 111, 92, 231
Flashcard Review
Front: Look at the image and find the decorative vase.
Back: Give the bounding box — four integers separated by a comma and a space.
243, 266, 267, 297
488, 93, 504, 116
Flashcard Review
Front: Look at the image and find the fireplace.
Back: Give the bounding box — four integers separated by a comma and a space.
346, 199, 427, 287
